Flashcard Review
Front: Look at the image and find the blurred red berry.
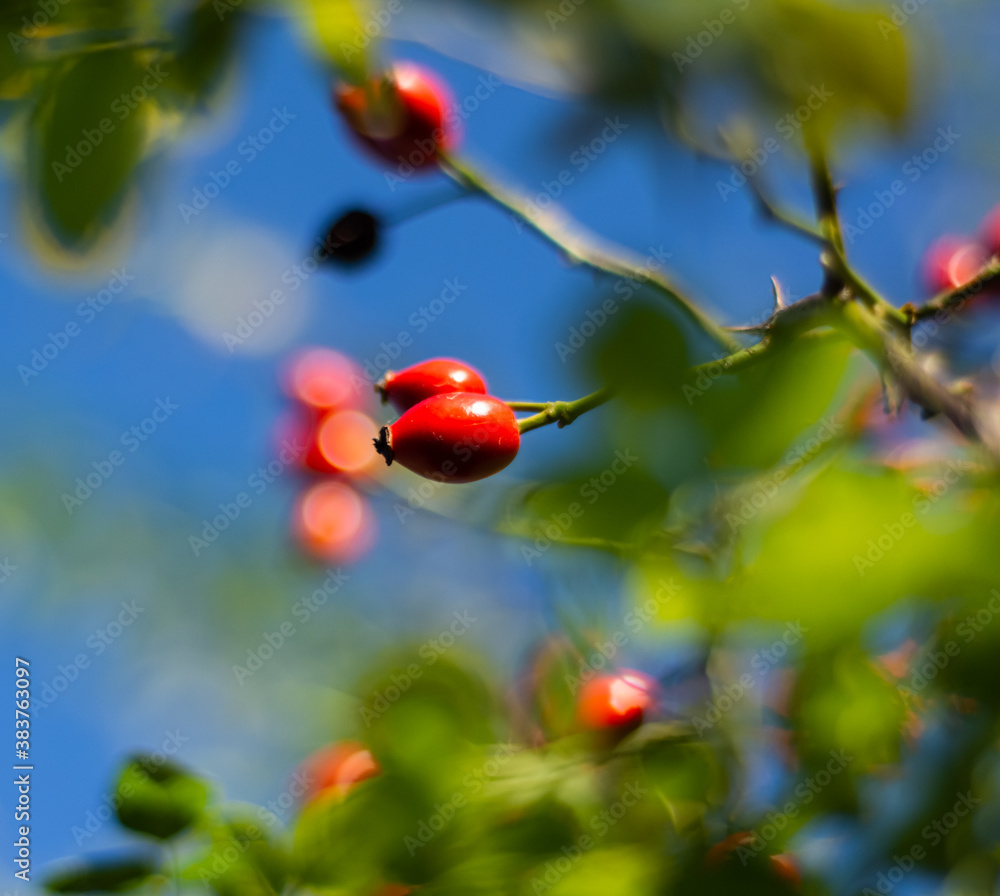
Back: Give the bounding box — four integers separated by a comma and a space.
314, 410, 380, 475
299, 741, 379, 804
377, 358, 488, 412
922, 236, 989, 294
577, 670, 657, 733
284, 348, 363, 418
293, 480, 376, 562
769, 854, 802, 889
279, 410, 378, 476
374, 393, 520, 483
705, 831, 758, 866
335, 63, 459, 170
980, 204, 1000, 257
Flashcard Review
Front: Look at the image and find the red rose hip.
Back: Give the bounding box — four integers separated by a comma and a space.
577, 670, 657, 733
374, 393, 519, 483
297, 741, 380, 804
377, 358, 488, 412
981, 204, 1000, 257
922, 236, 989, 294
335, 63, 459, 170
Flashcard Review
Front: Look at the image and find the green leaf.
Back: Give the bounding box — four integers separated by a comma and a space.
169, 0, 244, 98
46, 856, 157, 893
30, 47, 154, 250
748, 0, 909, 134
307, 0, 369, 84
114, 755, 209, 839
185, 818, 286, 896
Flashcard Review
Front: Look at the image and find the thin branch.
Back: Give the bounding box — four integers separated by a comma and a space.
439, 153, 742, 353
687, 328, 845, 380
806, 137, 845, 255
503, 401, 551, 412
840, 301, 1000, 463
672, 109, 825, 246
516, 389, 613, 434
911, 256, 1000, 321
746, 177, 826, 246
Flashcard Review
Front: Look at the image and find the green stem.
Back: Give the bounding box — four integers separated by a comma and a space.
838, 301, 1000, 461
516, 389, 613, 434
504, 401, 551, 412
439, 153, 742, 353
911, 256, 1000, 320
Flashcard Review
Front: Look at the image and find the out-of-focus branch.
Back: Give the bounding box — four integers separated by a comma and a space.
439, 153, 743, 353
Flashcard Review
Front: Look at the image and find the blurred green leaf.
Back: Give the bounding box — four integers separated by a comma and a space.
46, 856, 157, 893
115, 755, 209, 839
185, 817, 286, 896
749, 0, 909, 134
30, 47, 154, 250
308, 0, 369, 84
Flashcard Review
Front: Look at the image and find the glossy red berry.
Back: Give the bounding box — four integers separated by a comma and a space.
374, 393, 520, 483
298, 741, 380, 804
576, 670, 657, 734
922, 236, 989, 294
377, 358, 488, 412
335, 63, 459, 170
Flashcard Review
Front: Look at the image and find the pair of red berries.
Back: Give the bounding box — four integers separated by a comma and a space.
335, 63, 459, 171
922, 204, 1000, 294
281, 348, 379, 563
374, 359, 521, 484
